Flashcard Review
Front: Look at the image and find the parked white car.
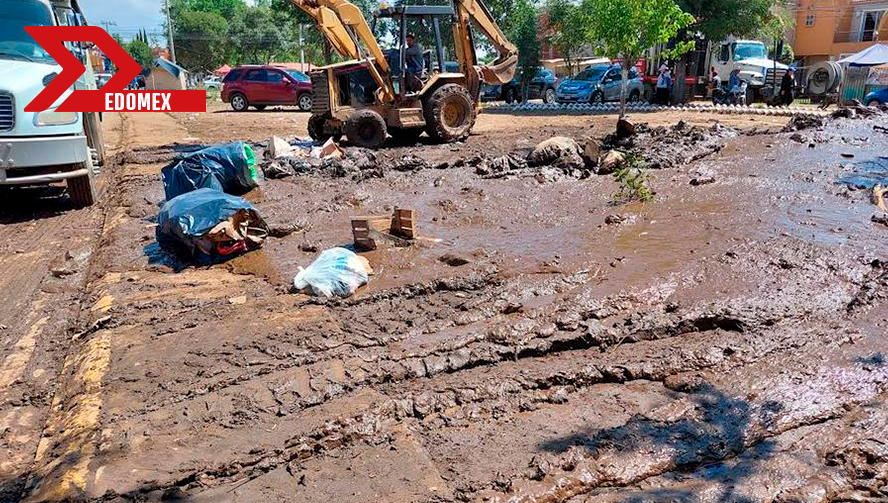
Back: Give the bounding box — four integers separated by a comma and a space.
203, 76, 222, 89
0, 0, 103, 207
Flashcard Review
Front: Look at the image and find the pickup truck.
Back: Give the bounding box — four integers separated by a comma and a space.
0, 0, 104, 207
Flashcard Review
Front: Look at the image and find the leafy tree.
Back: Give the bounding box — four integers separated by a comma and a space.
584, 0, 693, 118
543, 0, 589, 77
174, 10, 229, 72
510, 0, 540, 99
228, 5, 288, 64
124, 39, 154, 72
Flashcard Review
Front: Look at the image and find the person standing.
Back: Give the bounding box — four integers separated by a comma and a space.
656, 64, 671, 104
780, 68, 795, 106
405, 33, 424, 92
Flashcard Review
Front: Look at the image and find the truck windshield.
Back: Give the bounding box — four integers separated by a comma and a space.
0, 0, 55, 64
733, 42, 767, 61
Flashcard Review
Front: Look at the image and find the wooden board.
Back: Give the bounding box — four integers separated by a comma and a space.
391, 208, 416, 239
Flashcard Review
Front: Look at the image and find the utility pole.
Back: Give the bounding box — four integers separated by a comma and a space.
99, 20, 117, 34
165, 0, 177, 64
299, 24, 305, 69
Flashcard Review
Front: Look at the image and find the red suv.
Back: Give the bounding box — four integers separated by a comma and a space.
221, 65, 313, 112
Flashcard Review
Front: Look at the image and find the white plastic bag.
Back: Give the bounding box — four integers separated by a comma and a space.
293, 247, 371, 297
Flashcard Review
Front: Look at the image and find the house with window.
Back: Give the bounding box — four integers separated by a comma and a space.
793, 0, 888, 66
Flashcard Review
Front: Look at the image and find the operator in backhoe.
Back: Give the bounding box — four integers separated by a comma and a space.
405, 33, 424, 92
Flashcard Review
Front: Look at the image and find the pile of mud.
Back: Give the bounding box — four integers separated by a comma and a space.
604, 120, 737, 170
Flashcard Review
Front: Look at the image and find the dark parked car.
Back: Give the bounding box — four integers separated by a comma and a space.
481, 68, 559, 103
221, 65, 313, 112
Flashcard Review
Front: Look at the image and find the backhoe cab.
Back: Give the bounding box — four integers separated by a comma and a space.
289, 0, 516, 149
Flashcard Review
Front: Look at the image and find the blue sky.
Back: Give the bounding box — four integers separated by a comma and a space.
85, 0, 167, 41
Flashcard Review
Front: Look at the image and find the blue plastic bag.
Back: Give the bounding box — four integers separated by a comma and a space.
161, 142, 258, 201
156, 188, 268, 260
293, 247, 371, 297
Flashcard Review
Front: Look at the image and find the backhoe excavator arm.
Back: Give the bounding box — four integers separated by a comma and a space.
451, 0, 518, 85
283, 0, 395, 102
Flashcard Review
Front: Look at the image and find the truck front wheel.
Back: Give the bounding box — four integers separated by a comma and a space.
67, 167, 95, 208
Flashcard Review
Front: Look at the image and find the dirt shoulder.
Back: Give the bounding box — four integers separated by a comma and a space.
6, 106, 888, 502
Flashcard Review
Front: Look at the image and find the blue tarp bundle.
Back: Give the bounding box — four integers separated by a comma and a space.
156, 188, 268, 260
161, 142, 258, 201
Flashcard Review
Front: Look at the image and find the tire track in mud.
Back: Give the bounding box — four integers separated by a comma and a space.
99, 244, 866, 427
79, 250, 881, 500
19, 113, 137, 502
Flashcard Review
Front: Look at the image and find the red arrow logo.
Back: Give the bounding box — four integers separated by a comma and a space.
24, 26, 205, 113
24, 26, 142, 111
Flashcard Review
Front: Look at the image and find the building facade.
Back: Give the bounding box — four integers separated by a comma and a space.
793, 0, 888, 65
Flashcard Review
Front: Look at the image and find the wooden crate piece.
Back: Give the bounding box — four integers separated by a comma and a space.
391, 208, 416, 239
351, 215, 390, 250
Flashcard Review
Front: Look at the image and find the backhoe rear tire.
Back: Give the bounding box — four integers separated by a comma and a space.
423, 84, 476, 143
345, 110, 387, 149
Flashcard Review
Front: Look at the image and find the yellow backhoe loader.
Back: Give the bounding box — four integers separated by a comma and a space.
284, 0, 517, 148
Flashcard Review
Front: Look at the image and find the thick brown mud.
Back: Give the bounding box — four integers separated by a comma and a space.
3, 107, 888, 502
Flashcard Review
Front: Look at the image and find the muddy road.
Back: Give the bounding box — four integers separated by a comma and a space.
2, 103, 888, 502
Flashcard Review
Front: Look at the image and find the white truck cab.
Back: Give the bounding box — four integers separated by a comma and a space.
0, 0, 104, 207
711, 39, 788, 104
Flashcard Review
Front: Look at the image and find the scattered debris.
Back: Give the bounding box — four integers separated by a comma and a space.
477, 153, 527, 176
604, 122, 736, 170
841, 152, 856, 159
391, 154, 431, 172
527, 136, 584, 171
71, 315, 113, 341
789, 133, 807, 143
311, 138, 343, 159
598, 150, 626, 175
604, 214, 628, 225
299, 241, 319, 253
352, 209, 417, 250
268, 222, 305, 238
268, 136, 296, 158
582, 137, 602, 167
262, 161, 293, 179
616, 118, 636, 138
874, 184, 888, 213
782, 114, 825, 132
292, 247, 372, 297
872, 213, 888, 226
228, 295, 247, 305
156, 188, 269, 261
50, 267, 76, 278
438, 253, 471, 266
690, 176, 716, 186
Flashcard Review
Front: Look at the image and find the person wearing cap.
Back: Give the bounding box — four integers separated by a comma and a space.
780, 68, 795, 106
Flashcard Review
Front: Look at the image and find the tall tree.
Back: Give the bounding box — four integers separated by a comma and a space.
543, 0, 589, 77
584, 0, 693, 118
510, 0, 541, 99
124, 39, 154, 72
174, 10, 229, 72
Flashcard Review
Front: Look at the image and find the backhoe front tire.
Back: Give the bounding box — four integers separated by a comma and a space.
423, 84, 475, 143
345, 110, 387, 149
308, 114, 334, 142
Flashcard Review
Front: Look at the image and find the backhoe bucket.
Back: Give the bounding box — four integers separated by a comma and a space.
479, 54, 517, 85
